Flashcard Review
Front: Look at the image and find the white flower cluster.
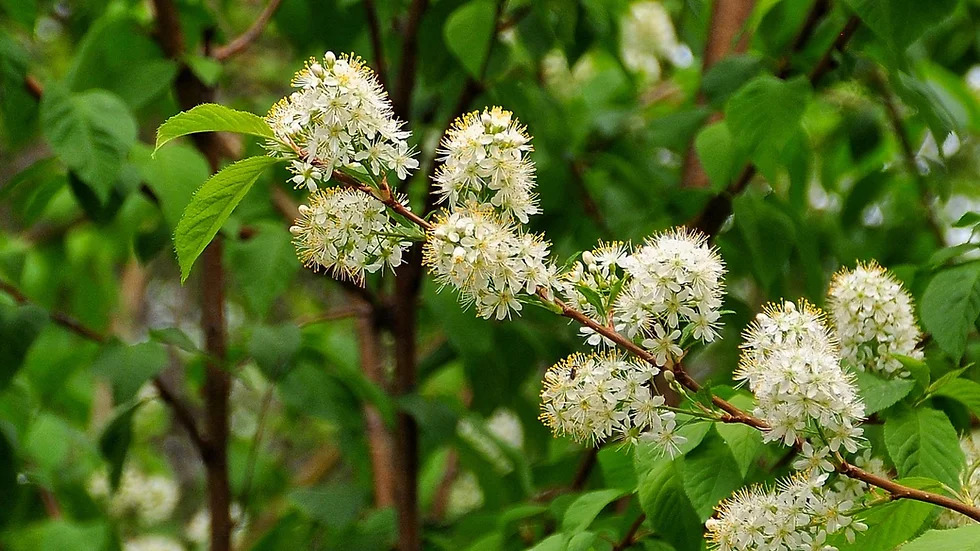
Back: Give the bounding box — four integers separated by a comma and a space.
620, 1, 693, 82
434, 107, 538, 223
561, 241, 631, 347
706, 472, 865, 551
826, 262, 922, 378
123, 536, 184, 551
423, 207, 554, 320
186, 504, 249, 547
615, 229, 725, 364
266, 52, 418, 190
290, 188, 410, 284
938, 431, 980, 528
737, 301, 864, 454
539, 352, 686, 453
87, 467, 179, 526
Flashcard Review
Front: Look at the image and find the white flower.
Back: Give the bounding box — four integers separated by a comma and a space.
614, 228, 725, 361
434, 106, 538, 223
290, 188, 410, 285
938, 430, 980, 528
826, 261, 922, 378
619, 2, 691, 82
707, 472, 861, 551
186, 504, 249, 546
89, 467, 179, 526
540, 352, 681, 452
123, 536, 184, 551
423, 206, 555, 320
736, 300, 865, 453
266, 51, 418, 185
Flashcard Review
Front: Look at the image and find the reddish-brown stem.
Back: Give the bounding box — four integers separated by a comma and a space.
349, 191, 980, 522
212, 0, 283, 61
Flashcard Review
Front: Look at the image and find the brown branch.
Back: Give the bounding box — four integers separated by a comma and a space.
354, 296, 397, 507
24, 75, 43, 100
391, 0, 429, 120
612, 513, 646, 551
0, 279, 208, 458
151, 0, 233, 549
571, 446, 600, 491
211, 0, 283, 61
691, 16, 861, 237
345, 189, 980, 522
363, 0, 388, 88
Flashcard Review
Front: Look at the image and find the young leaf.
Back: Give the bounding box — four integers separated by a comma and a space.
175, 156, 282, 282
154, 103, 274, 154
883, 407, 964, 489
921, 263, 980, 361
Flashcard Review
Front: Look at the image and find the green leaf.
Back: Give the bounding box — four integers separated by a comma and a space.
634, 421, 710, 475
131, 142, 210, 231
91, 342, 168, 403
851, 370, 915, 415
883, 407, 964, 489
443, 0, 497, 78
715, 418, 764, 478
40, 85, 137, 201
725, 75, 810, 159
566, 531, 597, 551
174, 156, 282, 282
148, 327, 201, 355
598, 446, 638, 492
921, 263, 980, 361
902, 524, 980, 551
66, 15, 177, 109
637, 458, 701, 551
154, 103, 274, 154
249, 324, 302, 381
895, 355, 931, 391
682, 428, 743, 520
934, 378, 980, 417
99, 401, 141, 490
845, 0, 957, 53
694, 122, 738, 191
561, 489, 624, 533
227, 222, 300, 317
0, 303, 47, 391
834, 498, 936, 551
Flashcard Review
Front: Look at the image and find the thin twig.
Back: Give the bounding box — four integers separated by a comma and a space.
869, 69, 946, 244
351, 186, 980, 523
391, 0, 428, 119
0, 279, 209, 456
212, 0, 283, 61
